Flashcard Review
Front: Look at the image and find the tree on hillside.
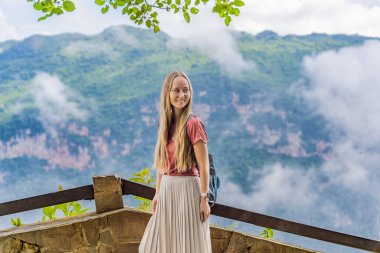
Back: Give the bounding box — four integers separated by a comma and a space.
27, 0, 245, 33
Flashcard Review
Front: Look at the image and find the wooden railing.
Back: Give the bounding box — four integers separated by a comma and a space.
0, 178, 379, 252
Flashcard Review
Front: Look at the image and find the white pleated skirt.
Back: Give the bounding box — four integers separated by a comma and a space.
139, 175, 212, 253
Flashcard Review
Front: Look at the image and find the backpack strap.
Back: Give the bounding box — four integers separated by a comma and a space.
186, 113, 197, 123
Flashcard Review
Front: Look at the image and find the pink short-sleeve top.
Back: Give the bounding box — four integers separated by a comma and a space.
164, 115, 208, 176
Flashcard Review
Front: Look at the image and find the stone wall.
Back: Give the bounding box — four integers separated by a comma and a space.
0, 207, 318, 253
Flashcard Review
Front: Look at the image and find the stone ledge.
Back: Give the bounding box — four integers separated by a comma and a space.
0, 207, 321, 253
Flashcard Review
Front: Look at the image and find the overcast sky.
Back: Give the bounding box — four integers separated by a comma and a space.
1, 0, 380, 42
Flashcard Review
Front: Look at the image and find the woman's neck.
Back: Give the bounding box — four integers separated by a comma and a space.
172, 108, 183, 124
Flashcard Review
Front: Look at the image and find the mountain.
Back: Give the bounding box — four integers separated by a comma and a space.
0, 25, 378, 252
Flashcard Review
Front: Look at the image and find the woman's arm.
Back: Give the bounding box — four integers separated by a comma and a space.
156, 169, 163, 194
193, 141, 210, 193
152, 169, 163, 213
193, 140, 210, 222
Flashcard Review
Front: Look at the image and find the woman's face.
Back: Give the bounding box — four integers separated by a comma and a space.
169, 76, 191, 110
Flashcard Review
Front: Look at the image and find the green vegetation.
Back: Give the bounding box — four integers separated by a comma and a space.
27, 0, 245, 32
10, 185, 91, 227
10, 217, 23, 227
128, 167, 156, 211
259, 227, 274, 239
41, 185, 91, 221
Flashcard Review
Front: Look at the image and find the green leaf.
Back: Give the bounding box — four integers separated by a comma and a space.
190, 7, 199, 14
122, 6, 128, 14
175, 0, 181, 4
234, 8, 240, 16
128, 177, 143, 182
42, 207, 51, 216
146, 19, 152, 28
153, 25, 160, 33
269, 229, 274, 238
73, 202, 81, 212
134, 196, 150, 201
141, 167, 149, 177
136, 0, 144, 4
225, 15, 231, 26
116, 0, 126, 6
33, 2, 43, 10
195, 0, 200, 5
212, 4, 222, 13
63, 1, 75, 12
183, 11, 190, 23
101, 5, 109, 13
150, 11, 158, 18
233, 0, 245, 7
38, 14, 49, 22
55, 7, 64, 15
95, 0, 106, 6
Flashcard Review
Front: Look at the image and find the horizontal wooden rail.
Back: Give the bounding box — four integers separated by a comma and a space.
211, 204, 380, 252
1, 178, 379, 252
120, 179, 380, 252
0, 185, 94, 216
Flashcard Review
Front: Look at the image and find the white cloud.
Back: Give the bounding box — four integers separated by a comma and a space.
161, 6, 255, 74
297, 40, 380, 235
301, 40, 380, 192
63, 40, 116, 58
303, 40, 380, 148
30, 72, 88, 135
219, 163, 318, 213
63, 26, 139, 59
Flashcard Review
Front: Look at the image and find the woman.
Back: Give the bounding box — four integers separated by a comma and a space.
139, 71, 212, 253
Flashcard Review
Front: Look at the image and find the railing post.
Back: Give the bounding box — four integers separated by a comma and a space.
93, 175, 124, 213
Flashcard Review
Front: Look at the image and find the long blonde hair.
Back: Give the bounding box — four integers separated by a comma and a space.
153, 71, 195, 173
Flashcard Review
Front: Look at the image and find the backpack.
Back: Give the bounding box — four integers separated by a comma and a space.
187, 113, 220, 207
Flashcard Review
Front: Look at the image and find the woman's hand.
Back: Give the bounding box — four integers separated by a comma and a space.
152, 193, 159, 213
200, 197, 210, 222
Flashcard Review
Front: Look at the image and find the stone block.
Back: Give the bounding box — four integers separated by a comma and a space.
70, 231, 86, 250
93, 175, 124, 214
99, 245, 113, 253
81, 220, 100, 247
99, 230, 113, 247
226, 232, 249, 253
108, 210, 150, 242
0, 237, 22, 253
114, 242, 139, 253
76, 247, 89, 253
